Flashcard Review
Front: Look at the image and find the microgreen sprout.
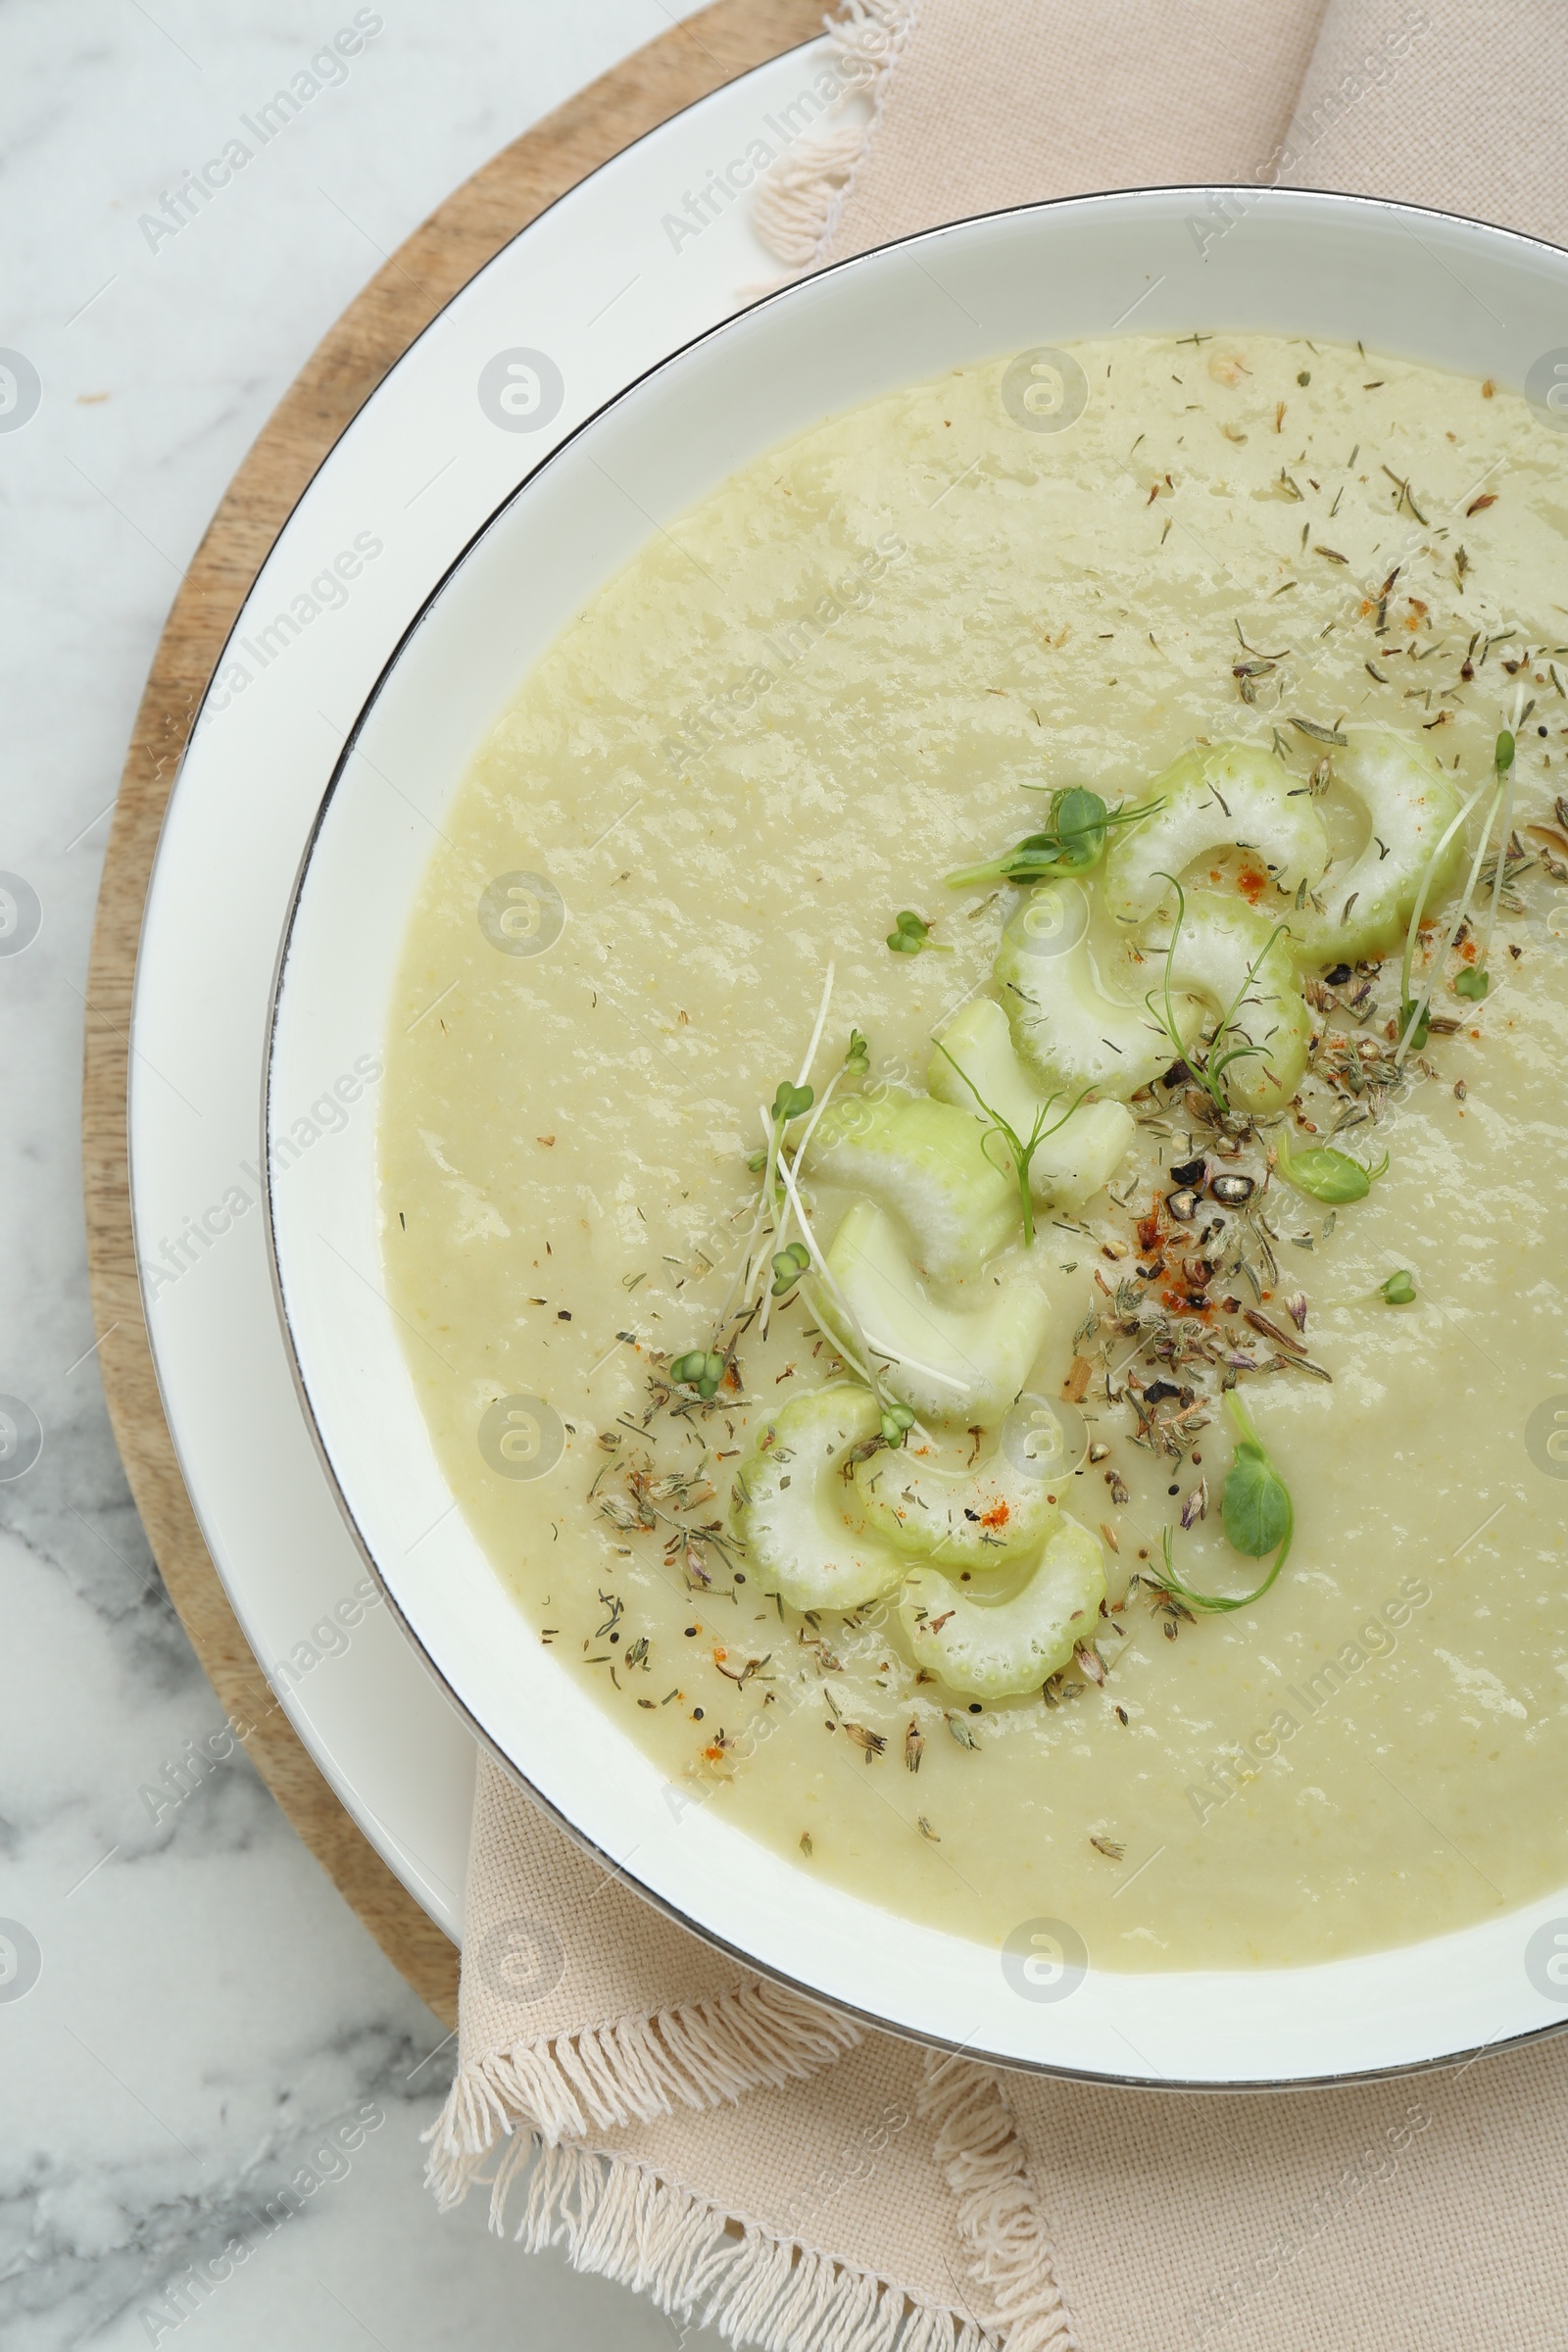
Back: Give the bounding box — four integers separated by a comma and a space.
767, 1128, 931, 1449
1477, 722, 1520, 983
945, 787, 1163, 889
746, 1077, 816, 1175
1396, 997, 1431, 1054
1143, 873, 1289, 1116
770, 1241, 811, 1297
750, 988, 888, 1353
1380, 1269, 1416, 1304
669, 1349, 727, 1399
887, 909, 951, 956
1152, 1391, 1294, 1614
771, 1079, 814, 1122
1397, 725, 1516, 1060
721, 966, 837, 1338
1274, 1134, 1389, 1203
930, 1040, 1090, 1248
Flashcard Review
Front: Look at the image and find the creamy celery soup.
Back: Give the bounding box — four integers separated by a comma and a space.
381, 334, 1568, 1972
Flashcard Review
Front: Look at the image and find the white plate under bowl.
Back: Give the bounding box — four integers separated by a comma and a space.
129, 38, 848, 1944
264, 185, 1568, 2085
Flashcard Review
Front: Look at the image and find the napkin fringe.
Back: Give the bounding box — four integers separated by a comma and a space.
426, 1976, 1074, 2347
426, 1977, 861, 2183
918, 2054, 1078, 2352
504, 2135, 1005, 2352
754, 0, 918, 270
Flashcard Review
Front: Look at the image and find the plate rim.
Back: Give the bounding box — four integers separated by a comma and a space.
121, 29, 850, 1944
259, 178, 1568, 2088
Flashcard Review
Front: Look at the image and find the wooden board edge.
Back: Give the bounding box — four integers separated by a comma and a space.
80, 0, 823, 2035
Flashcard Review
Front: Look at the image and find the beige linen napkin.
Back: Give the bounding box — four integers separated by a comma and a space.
430, 8, 1568, 2346
771, 0, 1568, 269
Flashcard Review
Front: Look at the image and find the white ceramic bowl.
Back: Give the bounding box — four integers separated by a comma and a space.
267, 187, 1568, 2085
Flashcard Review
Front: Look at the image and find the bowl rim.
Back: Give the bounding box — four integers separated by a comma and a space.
261, 180, 1568, 2089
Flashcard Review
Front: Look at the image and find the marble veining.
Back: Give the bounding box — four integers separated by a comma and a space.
0, 4, 727, 2342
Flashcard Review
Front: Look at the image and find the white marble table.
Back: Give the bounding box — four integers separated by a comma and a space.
0, 6, 738, 2341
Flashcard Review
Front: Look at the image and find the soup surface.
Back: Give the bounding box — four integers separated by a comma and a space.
381, 333, 1568, 1972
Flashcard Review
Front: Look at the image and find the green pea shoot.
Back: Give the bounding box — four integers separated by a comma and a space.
945, 786, 1163, 890
1153, 1391, 1294, 1614
1273, 1134, 1389, 1203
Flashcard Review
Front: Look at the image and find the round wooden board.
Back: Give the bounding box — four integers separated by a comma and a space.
81, 0, 822, 2034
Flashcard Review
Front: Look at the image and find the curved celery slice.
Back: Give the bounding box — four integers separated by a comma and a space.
995, 878, 1200, 1100
804, 1091, 1018, 1289
1102, 743, 1329, 928
804, 1201, 1050, 1423
1144, 888, 1312, 1115
925, 997, 1135, 1208
898, 1516, 1106, 1698
856, 1437, 1060, 1566
731, 1384, 906, 1613
1291, 726, 1466, 965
